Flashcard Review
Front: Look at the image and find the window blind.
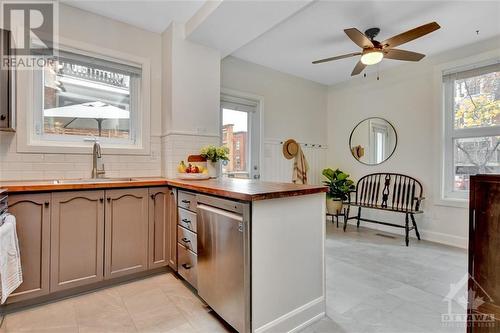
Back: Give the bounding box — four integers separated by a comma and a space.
55, 50, 142, 77
443, 62, 500, 81
221, 94, 258, 113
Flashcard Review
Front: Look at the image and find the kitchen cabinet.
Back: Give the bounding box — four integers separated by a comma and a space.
6, 193, 50, 303
105, 188, 148, 279
2, 185, 175, 306
148, 187, 171, 269
168, 189, 177, 270
177, 190, 198, 288
50, 190, 104, 292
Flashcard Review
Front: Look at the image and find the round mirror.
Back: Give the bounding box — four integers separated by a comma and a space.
349, 117, 397, 165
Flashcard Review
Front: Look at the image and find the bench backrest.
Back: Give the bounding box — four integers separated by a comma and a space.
354, 173, 423, 212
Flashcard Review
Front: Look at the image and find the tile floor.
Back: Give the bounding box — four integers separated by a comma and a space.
0, 273, 234, 333
0, 222, 468, 333
304, 222, 468, 333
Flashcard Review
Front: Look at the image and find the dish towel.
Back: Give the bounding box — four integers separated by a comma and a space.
0, 214, 22, 304
292, 145, 309, 184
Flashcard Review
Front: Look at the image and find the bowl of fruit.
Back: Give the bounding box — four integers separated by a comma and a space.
177, 158, 210, 180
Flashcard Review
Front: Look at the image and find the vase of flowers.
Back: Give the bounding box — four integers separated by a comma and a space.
200, 145, 230, 178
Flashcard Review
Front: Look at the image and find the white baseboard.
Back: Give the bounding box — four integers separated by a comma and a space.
254, 297, 325, 333
342, 220, 467, 249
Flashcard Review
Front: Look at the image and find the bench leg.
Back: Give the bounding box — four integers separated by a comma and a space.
410, 214, 421, 240
405, 213, 410, 246
356, 207, 361, 228
343, 208, 348, 232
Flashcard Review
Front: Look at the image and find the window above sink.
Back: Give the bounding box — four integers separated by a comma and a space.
16, 40, 152, 156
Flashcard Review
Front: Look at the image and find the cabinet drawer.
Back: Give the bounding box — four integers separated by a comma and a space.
178, 191, 196, 212
178, 207, 197, 232
177, 225, 197, 253
177, 243, 197, 289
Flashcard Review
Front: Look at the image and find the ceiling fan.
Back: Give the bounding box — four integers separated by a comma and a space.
312, 22, 441, 76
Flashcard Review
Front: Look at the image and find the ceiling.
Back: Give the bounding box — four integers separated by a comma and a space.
231, 1, 500, 85
63, 0, 204, 33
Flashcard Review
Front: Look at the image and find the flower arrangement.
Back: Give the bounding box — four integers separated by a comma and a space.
200, 145, 230, 163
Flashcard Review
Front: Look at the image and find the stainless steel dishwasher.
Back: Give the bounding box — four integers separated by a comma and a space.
196, 194, 250, 333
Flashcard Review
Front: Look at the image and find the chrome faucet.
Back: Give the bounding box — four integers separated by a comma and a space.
91, 141, 105, 179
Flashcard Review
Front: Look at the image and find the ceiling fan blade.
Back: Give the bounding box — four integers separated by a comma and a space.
344, 28, 374, 49
351, 60, 366, 76
312, 52, 361, 64
382, 22, 440, 49
384, 49, 425, 61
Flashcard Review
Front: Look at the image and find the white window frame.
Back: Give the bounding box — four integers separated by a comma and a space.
16, 37, 151, 155
442, 61, 500, 201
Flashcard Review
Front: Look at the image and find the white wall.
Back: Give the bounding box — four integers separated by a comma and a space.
0, 4, 162, 180
327, 37, 500, 248
161, 23, 221, 178
221, 56, 328, 183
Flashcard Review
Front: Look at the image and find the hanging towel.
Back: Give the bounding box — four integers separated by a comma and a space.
292, 145, 309, 184
0, 214, 22, 304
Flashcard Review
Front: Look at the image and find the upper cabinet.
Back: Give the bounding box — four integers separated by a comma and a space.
104, 188, 149, 279
50, 190, 105, 292
6, 193, 50, 303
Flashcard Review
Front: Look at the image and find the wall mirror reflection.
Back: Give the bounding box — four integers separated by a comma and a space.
349, 117, 397, 165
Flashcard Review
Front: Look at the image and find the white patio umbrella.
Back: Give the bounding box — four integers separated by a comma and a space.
44, 101, 130, 136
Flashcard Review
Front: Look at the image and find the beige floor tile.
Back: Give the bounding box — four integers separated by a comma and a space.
3, 299, 77, 332
168, 294, 232, 333
132, 307, 188, 333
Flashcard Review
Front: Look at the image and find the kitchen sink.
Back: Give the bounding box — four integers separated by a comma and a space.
53, 178, 136, 184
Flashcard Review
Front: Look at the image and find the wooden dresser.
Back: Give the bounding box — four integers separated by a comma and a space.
468, 174, 500, 332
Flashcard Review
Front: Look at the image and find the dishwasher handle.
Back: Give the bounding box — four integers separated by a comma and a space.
197, 203, 244, 222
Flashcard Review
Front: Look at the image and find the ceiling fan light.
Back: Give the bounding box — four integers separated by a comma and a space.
360, 51, 383, 65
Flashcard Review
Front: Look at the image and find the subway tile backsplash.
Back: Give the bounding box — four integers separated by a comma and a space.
0, 134, 162, 181
162, 133, 219, 178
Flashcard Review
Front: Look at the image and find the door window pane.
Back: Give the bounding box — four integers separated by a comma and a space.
453, 136, 500, 191
453, 71, 500, 129
222, 108, 249, 178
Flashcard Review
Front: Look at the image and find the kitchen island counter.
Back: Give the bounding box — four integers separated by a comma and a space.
167, 178, 326, 201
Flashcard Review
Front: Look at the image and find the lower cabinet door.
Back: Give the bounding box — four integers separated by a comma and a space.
148, 187, 170, 269
168, 189, 177, 270
105, 188, 149, 279
7, 193, 50, 303
51, 190, 105, 292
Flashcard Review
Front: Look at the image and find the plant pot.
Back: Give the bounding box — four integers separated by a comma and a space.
326, 199, 343, 215
207, 161, 220, 178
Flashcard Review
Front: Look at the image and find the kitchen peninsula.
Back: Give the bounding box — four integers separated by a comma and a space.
0, 177, 327, 333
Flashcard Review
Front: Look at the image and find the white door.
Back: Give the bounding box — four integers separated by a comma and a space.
221, 94, 261, 179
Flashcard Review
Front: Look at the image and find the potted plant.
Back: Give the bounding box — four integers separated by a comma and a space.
200, 145, 230, 178
322, 168, 355, 214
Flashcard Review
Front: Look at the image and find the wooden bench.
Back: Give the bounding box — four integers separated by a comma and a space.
347, 173, 424, 246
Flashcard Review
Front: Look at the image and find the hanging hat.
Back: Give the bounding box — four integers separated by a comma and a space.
283, 139, 299, 160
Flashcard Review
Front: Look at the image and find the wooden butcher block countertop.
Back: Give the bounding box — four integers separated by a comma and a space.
167, 178, 327, 201
0, 177, 326, 201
